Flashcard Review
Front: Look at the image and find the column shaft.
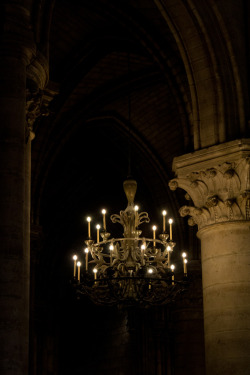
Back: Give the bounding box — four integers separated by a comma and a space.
0, 55, 30, 375
198, 222, 250, 375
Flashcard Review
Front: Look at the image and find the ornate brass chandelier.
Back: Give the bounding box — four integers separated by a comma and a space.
71, 178, 188, 307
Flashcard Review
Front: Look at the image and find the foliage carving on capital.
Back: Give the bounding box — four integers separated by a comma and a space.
25, 87, 48, 142
169, 157, 250, 228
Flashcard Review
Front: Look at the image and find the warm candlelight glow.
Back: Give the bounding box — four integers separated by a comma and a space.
141, 243, 145, 265
170, 264, 175, 285
184, 258, 188, 275
182, 252, 187, 258
109, 244, 114, 265
73, 255, 77, 277
101, 209, 106, 230
96, 224, 100, 243
162, 210, 167, 232
69, 178, 187, 306
168, 218, 173, 240
77, 261, 81, 282
167, 245, 171, 265
84, 248, 89, 271
87, 216, 91, 238
152, 225, 157, 246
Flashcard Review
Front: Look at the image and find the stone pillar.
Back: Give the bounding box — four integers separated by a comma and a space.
0, 4, 48, 375
169, 139, 250, 375
0, 49, 32, 375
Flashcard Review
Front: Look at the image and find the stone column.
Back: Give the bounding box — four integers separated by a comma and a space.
0, 50, 33, 375
0, 4, 48, 375
169, 139, 250, 375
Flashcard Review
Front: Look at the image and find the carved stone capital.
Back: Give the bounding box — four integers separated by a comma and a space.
25, 81, 59, 142
169, 140, 250, 228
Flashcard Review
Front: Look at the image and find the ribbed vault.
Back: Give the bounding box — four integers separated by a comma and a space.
28, 1, 249, 373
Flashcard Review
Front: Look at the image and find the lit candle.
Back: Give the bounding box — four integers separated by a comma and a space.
168, 218, 173, 240
162, 210, 167, 232
84, 248, 89, 271
96, 224, 100, 243
77, 261, 81, 282
141, 243, 146, 265
148, 268, 153, 290
134, 205, 139, 227
87, 216, 91, 238
182, 252, 187, 275
167, 245, 171, 266
109, 244, 114, 265
152, 225, 157, 247
184, 259, 188, 275
170, 264, 175, 285
102, 209, 106, 231
93, 268, 97, 280
73, 255, 77, 277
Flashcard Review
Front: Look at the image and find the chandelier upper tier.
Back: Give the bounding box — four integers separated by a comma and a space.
71, 179, 188, 307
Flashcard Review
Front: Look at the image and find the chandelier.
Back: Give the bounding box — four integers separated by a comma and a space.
71, 178, 188, 307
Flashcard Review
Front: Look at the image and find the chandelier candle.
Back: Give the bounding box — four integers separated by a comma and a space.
141, 243, 146, 265
102, 209, 106, 231
162, 210, 167, 232
134, 205, 139, 227
96, 224, 100, 243
152, 225, 157, 247
87, 217, 91, 238
184, 259, 188, 276
168, 218, 173, 240
77, 261, 81, 282
93, 268, 97, 280
167, 246, 171, 266
73, 255, 77, 277
84, 248, 89, 271
170, 264, 175, 285
182, 252, 188, 275
109, 244, 114, 265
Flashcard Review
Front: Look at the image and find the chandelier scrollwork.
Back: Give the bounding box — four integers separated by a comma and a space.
71, 179, 188, 307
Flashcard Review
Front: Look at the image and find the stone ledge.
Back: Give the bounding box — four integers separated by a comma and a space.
173, 139, 250, 176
